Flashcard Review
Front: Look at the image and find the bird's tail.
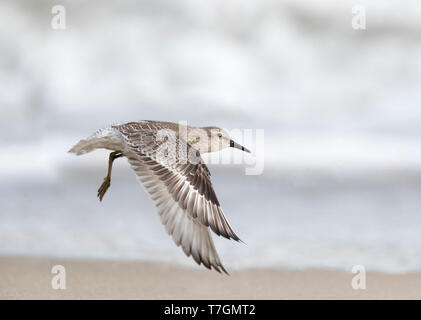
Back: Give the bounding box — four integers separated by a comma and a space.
68, 127, 122, 156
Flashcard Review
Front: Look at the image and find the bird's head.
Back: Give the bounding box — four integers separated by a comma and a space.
188, 126, 251, 154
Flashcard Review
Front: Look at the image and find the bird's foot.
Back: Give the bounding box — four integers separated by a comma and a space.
97, 176, 111, 201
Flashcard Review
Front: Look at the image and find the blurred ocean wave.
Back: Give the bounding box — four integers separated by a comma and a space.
1, 0, 421, 272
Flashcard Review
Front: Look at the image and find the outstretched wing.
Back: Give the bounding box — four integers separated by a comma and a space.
113, 122, 240, 273
127, 155, 227, 273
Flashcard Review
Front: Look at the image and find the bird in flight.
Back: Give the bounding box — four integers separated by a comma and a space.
68, 120, 251, 274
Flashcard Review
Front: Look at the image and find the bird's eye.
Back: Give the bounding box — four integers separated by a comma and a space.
217, 133, 222, 138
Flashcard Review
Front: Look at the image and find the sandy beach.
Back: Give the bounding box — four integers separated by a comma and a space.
1, 257, 421, 299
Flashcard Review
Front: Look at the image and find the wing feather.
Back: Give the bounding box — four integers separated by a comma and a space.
127, 156, 227, 273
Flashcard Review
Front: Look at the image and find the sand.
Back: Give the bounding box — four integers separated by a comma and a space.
1, 256, 421, 299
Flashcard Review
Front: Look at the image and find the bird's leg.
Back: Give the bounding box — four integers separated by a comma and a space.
97, 151, 123, 201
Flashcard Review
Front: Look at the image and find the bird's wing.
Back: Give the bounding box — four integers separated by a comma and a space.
112, 123, 241, 273
127, 155, 227, 273
114, 123, 240, 241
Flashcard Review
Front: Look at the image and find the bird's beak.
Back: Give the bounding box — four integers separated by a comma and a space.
230, 139, 251, 153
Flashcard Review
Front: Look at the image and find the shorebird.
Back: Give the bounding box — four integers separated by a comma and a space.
68, 120, 251, 274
